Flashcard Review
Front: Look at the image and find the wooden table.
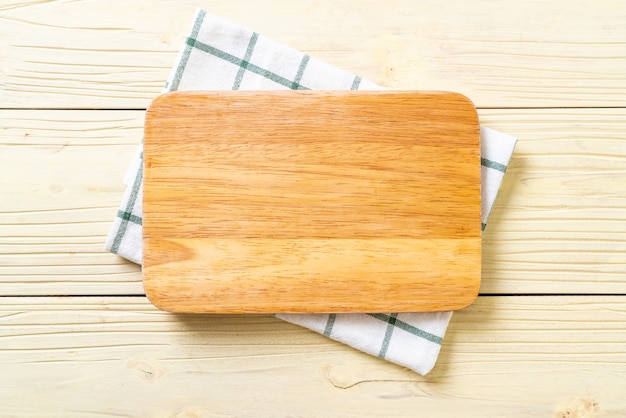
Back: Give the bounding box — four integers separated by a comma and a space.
1, 1, 625, 416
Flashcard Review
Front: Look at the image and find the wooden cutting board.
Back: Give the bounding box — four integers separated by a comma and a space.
143, 91, 481, 313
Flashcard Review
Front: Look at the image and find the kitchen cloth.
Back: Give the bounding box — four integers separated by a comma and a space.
105, 9, 517, 375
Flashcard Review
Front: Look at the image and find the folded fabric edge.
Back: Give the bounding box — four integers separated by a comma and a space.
480, 126, 518, 229
276, 310, 453, 375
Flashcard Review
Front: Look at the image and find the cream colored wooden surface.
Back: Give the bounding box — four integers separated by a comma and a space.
1, 0, 625, 108
1, 297, 624, 417
1, 0, 625, 416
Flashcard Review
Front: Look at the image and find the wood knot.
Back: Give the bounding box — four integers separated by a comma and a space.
49, 184, 64, 194
324, 364, 356, 389
126, 354, 164, 382
554, 394, 600, 418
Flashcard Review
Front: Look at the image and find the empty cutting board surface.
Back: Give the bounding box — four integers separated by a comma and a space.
143, 91, 481, 313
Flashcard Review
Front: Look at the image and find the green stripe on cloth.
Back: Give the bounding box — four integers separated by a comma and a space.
291, 54, 310, 90
323, 314, 336, 337
169, 10, 206, 91
185, 37, 311, 91
232, 32, 259, 90
368, 313, 443, 345
350, 76, 361, 90
110, 163, 143, 254
378, 313, 398, 358
481, 157, 508, 173
117, 210, 142, 226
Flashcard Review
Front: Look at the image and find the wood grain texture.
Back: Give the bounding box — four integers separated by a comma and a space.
2, 109, 625, 296
479, 108, 626, 295
1, 0, 625, 108
143, 91, 480, 313
0, 296, 624, 417
0, 110, 143, 296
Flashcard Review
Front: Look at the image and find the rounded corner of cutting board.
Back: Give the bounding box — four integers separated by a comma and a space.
449, 91, 478, 109
143, 278, 181, 313
146, 91, 178, 113
447, 91, 480, 133
454, 284, 481, 311
142, 263, 181, 313
142, 273, 164, 311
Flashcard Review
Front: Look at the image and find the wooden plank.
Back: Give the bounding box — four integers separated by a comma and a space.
0, 110, 143, 295
0, 296, 624, 416
1, 0, 625, 108
143, 91, 481, 313
1, 109, 625, 296
479, 108, 626, 294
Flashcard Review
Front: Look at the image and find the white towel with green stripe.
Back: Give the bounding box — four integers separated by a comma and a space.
105, 9, 517, 375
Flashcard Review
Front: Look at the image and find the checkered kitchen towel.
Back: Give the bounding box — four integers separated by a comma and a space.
106, 9, 517, 375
